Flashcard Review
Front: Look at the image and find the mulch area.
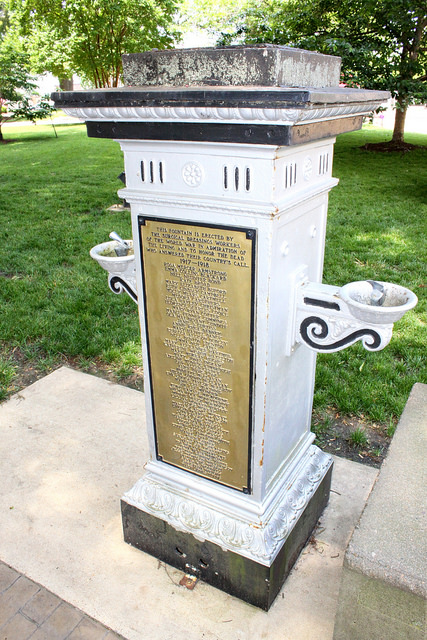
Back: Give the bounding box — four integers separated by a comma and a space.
312, 409, 391, 468
4, 347, 144, 394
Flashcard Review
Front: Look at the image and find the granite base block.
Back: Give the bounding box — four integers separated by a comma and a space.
121, 464, 332, 610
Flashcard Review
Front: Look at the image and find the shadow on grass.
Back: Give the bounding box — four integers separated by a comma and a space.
1, 122, 84, 144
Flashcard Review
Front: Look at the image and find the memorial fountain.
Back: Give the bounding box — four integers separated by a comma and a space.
53, 45, 417, 609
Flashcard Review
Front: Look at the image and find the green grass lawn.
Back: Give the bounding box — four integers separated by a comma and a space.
0, 122, 141, 397
316, 126, 426, 423
0, 122, 426, 427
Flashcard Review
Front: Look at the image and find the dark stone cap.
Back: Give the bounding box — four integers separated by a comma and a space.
122, 45, 341, 89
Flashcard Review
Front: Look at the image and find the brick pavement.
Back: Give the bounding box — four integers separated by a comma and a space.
0, 562, 126, 640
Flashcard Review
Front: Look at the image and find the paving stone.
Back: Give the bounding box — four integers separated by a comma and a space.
0, 577, 39, 626
29, 602, 83, 640
0, 564, 19, 593
67, 617, 110, 639
0, 564, 128, 640
21, 587, 61, 625
0, 612, 38, 640
104, 632, 127, 640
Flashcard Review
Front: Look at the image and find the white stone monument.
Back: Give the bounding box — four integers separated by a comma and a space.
53, 46, 417, 609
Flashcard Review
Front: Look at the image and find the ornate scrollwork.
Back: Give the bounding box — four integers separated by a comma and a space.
300, 315, 382, 351
108, 275, 138, 303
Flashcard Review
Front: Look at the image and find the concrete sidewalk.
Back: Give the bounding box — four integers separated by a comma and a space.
0, 367, 378, 640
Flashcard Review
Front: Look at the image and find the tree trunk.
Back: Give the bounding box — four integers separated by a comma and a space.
392, 100, 407, 144
59, 78, 73, 91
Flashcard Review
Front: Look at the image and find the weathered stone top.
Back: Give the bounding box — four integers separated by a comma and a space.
52, 46, 388, 113
122, 45, 341, 89
51, 45, 389, 145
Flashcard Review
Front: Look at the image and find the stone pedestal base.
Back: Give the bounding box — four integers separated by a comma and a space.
121, 458, 332, 610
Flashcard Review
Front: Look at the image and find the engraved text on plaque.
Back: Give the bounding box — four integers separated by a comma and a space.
139, 218, 255, 492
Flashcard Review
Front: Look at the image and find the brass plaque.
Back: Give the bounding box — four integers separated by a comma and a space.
139, 217, 255, 492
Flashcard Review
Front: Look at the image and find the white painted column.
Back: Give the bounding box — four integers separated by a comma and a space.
118, 138, 336, 565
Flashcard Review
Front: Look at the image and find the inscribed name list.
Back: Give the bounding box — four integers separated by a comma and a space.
140, 218, 254, 491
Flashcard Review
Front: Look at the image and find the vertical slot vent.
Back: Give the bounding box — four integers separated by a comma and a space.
140, 160, 165, 184
234, 167, 240, 191
223, 165, 251, 192
285, 163, 297, 188
319, 153, 329, 175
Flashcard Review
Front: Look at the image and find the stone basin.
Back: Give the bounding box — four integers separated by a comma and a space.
339, 280, 418, 324
90, 240, 134, 275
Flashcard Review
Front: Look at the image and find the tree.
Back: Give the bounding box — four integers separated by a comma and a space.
0, 0, 10, 37
0, 44, 35, 140
9, 0, 180, 88
179, 0, 245, 44
217, 0, 427, 148
9, 93, 57, 133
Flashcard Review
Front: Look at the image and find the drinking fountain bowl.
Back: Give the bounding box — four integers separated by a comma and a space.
90, 240, 134, 275
339, 280, 418, 324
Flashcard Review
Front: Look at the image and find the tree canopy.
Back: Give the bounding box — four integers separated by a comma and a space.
216, 0, 427, 146
0, 45, 34, 103
179, 0, 245, 44
8, 0, 180, 88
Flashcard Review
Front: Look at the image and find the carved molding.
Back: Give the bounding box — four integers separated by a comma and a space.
303, 157, 313, 181
182, 162, 204, 187
122, 445, 332, 564
118, 189, 273, 216
118, 179, 337, 218
63, 102, 382, 126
